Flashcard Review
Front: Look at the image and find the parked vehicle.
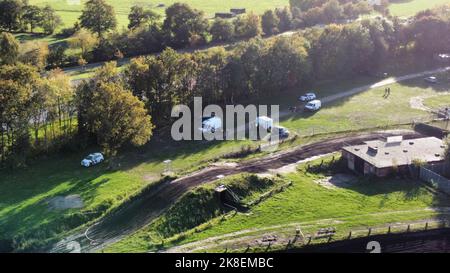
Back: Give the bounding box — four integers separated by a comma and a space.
272, 126, 290, 139
199, 116, 222, 133
81, 153, 104, 167
425, 76, 438, 83
273, 126, 290, 139
255, 116, 273, 132
305, 100, 322, 111
299, 92, 317, 102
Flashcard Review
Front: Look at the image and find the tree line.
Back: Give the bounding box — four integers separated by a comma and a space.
1, 0, 380, 68
0, 0, 62, 34
1, 3, 450, 168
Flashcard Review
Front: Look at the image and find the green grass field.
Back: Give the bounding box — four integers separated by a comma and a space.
106, 155, 450, 253
1, 63, 449, 251
29, 0, 289, 29
424, 94, 450, 110
389, 0, 450, 17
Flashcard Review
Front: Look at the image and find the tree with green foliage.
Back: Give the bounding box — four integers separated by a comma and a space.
409, 15, 450, 56
0, 63, 40, 166
40, 5, 62, 34
163, 3, 209, 48
125, 48, 197, 126
18, 41, 49, 71
275, 7, 293, 32
262, 10, 280, 35
68, 28, 99, 59
22, 5, 43, 33
210, 18, 234, 42
0, 32, 19, 65
0, 0, 25, 31
79, 0, 117, 37
128, 5, 160, 30
234, 12, 262, 39
76, 62, 153, 156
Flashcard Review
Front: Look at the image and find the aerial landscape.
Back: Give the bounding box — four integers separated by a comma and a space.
1, 0, 450, 264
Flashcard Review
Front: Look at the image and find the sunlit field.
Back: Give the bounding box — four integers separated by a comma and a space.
29, 0, 289, 28
389, 0, 450, 17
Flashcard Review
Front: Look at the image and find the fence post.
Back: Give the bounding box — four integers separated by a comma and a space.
368, 228, 372, 236
425, 222, 428, 230
285, 240, 291, 251
407, 224, 411, 232
245, 245, 250, 253
348, 231, 352, 239
265, 242, 271, 252
388, 226, 391, 234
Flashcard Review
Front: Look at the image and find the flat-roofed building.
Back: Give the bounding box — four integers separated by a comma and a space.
342, 136, 446, 177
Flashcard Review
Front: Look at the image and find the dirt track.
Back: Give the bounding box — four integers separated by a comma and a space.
50, 131, 421, 252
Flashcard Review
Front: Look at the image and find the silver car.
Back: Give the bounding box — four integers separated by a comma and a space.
81, 153, 104, 167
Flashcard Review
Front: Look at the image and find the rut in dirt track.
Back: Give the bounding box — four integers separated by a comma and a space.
50, 131, 421, 252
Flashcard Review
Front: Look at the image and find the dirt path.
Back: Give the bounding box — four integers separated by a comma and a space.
50, 66, 450, 253
49, 131, 421, 253
162, 207, 450, 253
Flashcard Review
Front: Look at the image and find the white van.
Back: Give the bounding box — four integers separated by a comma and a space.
305, 100, 322, 111
255, 116, 273, 132
199, 116, 222, 133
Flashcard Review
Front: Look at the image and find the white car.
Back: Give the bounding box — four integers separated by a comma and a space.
255, 116, 273, 132
299, 92, 317, 102
199, 116, 222, 133
425, 76, 438, 83
81, 153, 104, 167
305, 100, 322, 111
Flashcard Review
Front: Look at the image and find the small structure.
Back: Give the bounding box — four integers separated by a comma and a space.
230, 8, 246, 14
215, 12, 235, 19
342, 136, 446, 177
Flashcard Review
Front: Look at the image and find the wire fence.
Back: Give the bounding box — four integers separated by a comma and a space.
218, 219, 450, 253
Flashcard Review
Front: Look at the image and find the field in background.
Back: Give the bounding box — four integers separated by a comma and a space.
389, 0, 450, 17
29, 0, 289, 29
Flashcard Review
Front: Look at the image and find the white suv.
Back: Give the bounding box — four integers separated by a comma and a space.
424, 76, 438, 83
81, 153, 104, 167
299, 92, 317, 102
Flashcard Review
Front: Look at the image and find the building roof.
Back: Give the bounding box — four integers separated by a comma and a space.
342, 137, 446, 168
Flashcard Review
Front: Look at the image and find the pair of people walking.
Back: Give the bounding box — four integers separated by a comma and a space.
383, 87, 391, 98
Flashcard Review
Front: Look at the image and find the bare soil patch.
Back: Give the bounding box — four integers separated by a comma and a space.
315, 174, 358, 189
48, 195, 84, 210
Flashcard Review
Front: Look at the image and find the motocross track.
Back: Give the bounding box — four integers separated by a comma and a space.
50, 131, 422, 253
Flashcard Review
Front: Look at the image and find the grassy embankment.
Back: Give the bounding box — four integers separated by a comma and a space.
106, 154, 450, 253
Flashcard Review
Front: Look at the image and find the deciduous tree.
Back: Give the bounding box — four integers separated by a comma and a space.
79, 0, 117, 37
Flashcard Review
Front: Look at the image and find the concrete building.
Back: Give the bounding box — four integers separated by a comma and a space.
342, 136, 446, 177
